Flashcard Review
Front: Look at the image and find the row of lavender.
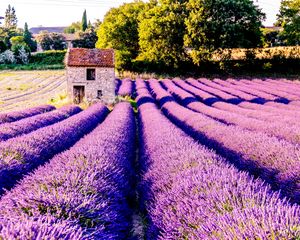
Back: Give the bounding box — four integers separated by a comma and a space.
0, 77, 300, 238
146, 79, 300, 203
136, 79, 300, 239
116, 77, 300, 106
0, 102, 136, 239
0, 103, 109, 194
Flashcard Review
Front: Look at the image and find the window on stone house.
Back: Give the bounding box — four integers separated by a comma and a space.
87, 69, 96, 80
97, 90, 103, 99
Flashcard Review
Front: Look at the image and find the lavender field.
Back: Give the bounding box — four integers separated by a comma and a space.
0, 78, 300, 239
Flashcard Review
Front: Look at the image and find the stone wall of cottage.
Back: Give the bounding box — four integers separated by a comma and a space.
67, 67, 116, 104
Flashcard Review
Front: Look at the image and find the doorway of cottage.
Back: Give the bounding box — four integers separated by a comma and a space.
73, 86, 85, 104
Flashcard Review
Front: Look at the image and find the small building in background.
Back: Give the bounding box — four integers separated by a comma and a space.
65, 48, 115, 104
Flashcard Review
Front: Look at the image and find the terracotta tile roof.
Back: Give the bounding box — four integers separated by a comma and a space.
66, 48, 114, 67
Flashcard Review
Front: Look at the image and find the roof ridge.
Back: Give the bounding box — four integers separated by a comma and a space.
66, 48, 115, 68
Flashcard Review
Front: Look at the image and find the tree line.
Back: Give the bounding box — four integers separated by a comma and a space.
0, 6, 99, 63
0, 5, 35, 64
96, 0, 300, 71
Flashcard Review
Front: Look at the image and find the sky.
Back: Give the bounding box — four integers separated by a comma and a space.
0, 0, 281, 29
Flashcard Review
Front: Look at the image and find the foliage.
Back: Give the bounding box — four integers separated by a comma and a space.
72, 29, 98, 48
185, 0, 265, 65
261, 28, 283, 47
129, 46, 300, 76
10, 36, 26, 47
0, 50, 16, 64
138, 0, 188, 68
35, 31, 52, 50
93, 19, 102, 29
0, 63, 65, 70
50, 33, 66, 50
277, 0, 300, 45
23, 22, 37, 52
81, 9, 88, 31
4, 4, 17, 29
0, 26, 23, 49
30, 50, 66, 65
0, 41, 7, 53
64, 21, 81, 34
96, 1, 148, 70
12, 45, 30, 64
35, 31, 66, 51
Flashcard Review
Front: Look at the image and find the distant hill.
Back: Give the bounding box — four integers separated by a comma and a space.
29, 27, 67, 34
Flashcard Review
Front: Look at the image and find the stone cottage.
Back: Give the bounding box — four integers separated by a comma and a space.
65, 48, 115, 104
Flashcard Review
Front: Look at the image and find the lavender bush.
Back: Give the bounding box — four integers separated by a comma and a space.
237, 79, 300, 101
118, 78, 135, 97
0, 105, 81, 142
224, 79, 280, 101
186, 78, 240, 103
0, 216, 83, 239
149, 79, 300, 202
173, 79, 300, 125
0, 103, 109, 194
163, 79, 300, 145
0, 102, 135, 239
200, 78, 261, 101
137, 83, 300, 239
0, 105, 55, 125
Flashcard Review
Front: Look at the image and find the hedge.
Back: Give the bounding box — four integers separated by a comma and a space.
29, 50, 66, 65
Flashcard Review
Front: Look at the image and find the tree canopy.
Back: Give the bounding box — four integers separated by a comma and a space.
72, 29, 98, 48
138, 0, 188, 68
23, 22, 37, 52
64, 22, 81, 34
96, 1, 148, 70
277, 0, 300, 45
4, 4, 18, 29
184, 0, 265, 64
81, 10, 88, 31
35, 31, 66, 51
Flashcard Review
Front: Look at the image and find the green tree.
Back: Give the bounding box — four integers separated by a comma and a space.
138, 0, 188, 68
23, 22, 37, 52
35, 31, 53, 51
277, 0, 300, 45
35, 31, 66, 51
96, 1, 148, 70
0, 41, 7, 53
93, 19, 102, 29
262, 28, 283, 47
64, 21, 81, 34
11, 44, 30, 63
0, 27, 22, 49
88, 20, 93, 29
10, 35, 26, 46
4, 4, 18, 29
50, 33, 66, 50
81, 9, 88, 31
72, 29, 98, 48
184, 0, 265, 64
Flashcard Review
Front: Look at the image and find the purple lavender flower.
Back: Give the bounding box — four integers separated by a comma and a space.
118, 78, 135, 97
137, 82, 300, 239
149, 79, 300, 202
162, 79, 300, 145
0, 102, 135, 239
0, 103, 109, 193
0, 105, 55, 125
0, 105, 81, 142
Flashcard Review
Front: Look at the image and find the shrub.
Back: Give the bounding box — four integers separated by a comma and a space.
0, 50, 16, 64
12, 44, 31, 64
30, 50, 66, 65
